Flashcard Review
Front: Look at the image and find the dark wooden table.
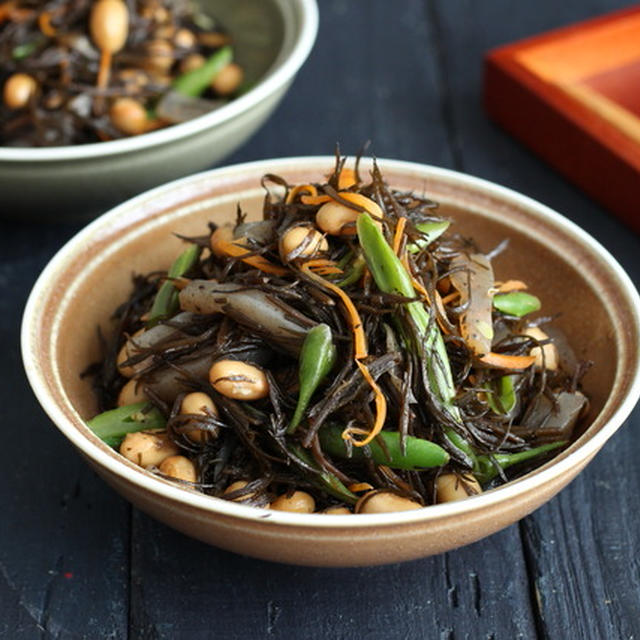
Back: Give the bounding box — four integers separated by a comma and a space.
3, 1, 640, 638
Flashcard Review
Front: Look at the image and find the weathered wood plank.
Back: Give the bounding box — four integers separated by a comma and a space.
226, 0, 452, 166
0, 224, 131, 640
434, 1, 640, 637
129, 510, 535, 640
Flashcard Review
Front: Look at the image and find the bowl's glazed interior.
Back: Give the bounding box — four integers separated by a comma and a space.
23, 158, 640, 566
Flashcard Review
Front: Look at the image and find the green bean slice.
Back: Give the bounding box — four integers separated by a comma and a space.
407, 220, 450, 254
86, 402, 166, 448
493, 292, 541, 317
173, 46, 233, 97
475, 441, 567, 483
147, 243, 201, 327
485, 375, 517, 415
290, 445, 357, 504
319, 425, 449, 470
288, 324, 337, 433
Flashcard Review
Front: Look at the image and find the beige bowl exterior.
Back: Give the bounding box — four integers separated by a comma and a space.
0, 0, 318, 220
22, 157, 640, 566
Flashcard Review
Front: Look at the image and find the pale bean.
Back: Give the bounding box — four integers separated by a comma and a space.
3, 73, 37, 109
524, 326, 559, 370
209, 360, 269, 400
270, 491, 315, 513
90, 0, 129, 53
210, 63, 244, 96
323, 506, 351, 515
358, 491, 422, 514
158, 455, 197, 482
223, 480, 255, 502
119, 431, 178, 467
179, 53, 206, 74
174, 28, 196, 49
110, 98, 150, 135
179, 391, 218, 443
180, 391, 218, 416
280, 226, 328, 260
117, 379, 148, 406
436, 473, 482, 503
143, 39, 174, 73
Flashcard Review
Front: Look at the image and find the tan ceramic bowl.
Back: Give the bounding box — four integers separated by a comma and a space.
21, 157, 640, 567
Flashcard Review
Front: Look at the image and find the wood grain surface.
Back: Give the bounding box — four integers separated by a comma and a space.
2, 1, 639, 638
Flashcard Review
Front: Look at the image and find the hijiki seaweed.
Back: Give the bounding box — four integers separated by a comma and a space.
85, 153, 591, 514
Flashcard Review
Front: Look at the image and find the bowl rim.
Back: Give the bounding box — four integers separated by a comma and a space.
0, 0, 319, 163
21, 156, 640, 528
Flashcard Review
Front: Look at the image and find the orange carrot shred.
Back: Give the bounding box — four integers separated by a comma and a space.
478, 352, 536, 369
392, 217, 407, 256
337, 192, 383, 220
337, 168, 357, 190
285, 184, 317, 205
433, 290, 452, 335
302, 262, 367, 359
440, 291, 461, 305
344, 360, 387, 447
38, 11, 56, 36
96, 49, 112, 90
0, 3, 15, 23
211, 227, 287, 276
314, 267, 343, 276
303, 258, 337, 268
495, 279, 528, 293
223, 242, 287, 275
8, 6, 32, 21
401, 253, 431, 305
347, 482, 374, 493
301, 194, 331, 206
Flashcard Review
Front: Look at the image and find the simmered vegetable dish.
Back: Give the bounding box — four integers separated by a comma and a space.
86, 156, 590, 514
1, 0, 243, 146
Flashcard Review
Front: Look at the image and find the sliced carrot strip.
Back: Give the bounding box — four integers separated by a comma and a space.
211, 226, 287, 276
223, 242, 287, 275
314, 267, 343, 276
302, 263, 367, 358
337, 168, 357, 190
433, 290, 452, 335
347, 482, 374, 492
38, 11, 56, 36
303, 258, 338, 268
96, 49, 112, 90
344, 360, 387, 447
0, 3, 16, 23
401, 253, 431, 304
494, 279, 528, 293
392, 217, 407, 256
437, 277, 452, 294
440, 291, 461, 305
8, 6, 32, 21
300, 191, 384, 224
337, 192, 383, 220
285, 183, 317, 204
478, 352, 537, 369
301, 194, 331, 206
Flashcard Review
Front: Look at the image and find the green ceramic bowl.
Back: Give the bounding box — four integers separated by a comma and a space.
0, 0, 318, 221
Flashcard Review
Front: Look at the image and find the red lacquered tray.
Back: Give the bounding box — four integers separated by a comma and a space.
484, 5, 640, 232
